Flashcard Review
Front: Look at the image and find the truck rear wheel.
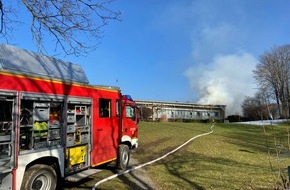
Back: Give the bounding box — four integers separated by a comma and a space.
117, 144, 130, 170
21, 164, 57, 190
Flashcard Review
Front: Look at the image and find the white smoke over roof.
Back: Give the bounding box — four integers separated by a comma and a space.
185, 53, 257, 116
182, 8, 259, 116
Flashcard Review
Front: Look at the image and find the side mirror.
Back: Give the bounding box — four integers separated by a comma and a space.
135, 107, 140, 124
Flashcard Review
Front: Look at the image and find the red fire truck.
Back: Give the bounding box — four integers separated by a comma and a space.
0, 44, 139, 190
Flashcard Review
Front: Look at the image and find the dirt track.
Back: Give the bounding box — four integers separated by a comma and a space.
61, 157, 157, 190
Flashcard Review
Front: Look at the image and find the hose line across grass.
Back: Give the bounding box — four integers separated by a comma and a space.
92, 123, 215, 190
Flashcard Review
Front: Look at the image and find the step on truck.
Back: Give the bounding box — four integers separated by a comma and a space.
0, 44, 139, 190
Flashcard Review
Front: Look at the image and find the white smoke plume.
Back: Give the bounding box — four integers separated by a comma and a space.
185, 53, 257, 116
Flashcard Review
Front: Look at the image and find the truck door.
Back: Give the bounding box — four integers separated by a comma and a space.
65, 97, 92, 174
122, 104, 138, 141
0, 91, 17, 190
90, 98, 121, 166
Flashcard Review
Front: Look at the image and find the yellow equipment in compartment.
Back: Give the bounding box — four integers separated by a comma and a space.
66, 145, 87, 166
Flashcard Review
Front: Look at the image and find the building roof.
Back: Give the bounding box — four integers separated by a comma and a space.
0, 43, 89, 84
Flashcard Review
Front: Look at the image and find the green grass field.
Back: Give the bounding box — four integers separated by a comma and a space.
63, 121, 290, 190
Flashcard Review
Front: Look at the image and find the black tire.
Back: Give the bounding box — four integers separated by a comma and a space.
117, 144, 130, 170
21, 164, 57, 190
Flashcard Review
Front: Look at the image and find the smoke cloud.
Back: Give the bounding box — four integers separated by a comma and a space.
185, 53, 257, 116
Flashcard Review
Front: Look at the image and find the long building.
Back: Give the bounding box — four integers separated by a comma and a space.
135, 100, 226, 121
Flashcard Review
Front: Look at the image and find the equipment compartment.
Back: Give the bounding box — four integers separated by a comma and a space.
81, 133, 89, 144
0, 135, 10, 142
34, 108, 49, 121
48, 129, 61, 139
48, 140, 61, 147
66, 134, 75, 146
67, 125, 75, 133
67, 145, 87, 166
34, 141, 47, 149
67, 114, 75, 123
78, 126, 89, 132
49, 121, 61, 128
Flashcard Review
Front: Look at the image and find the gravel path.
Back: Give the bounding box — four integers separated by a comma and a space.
125, 158, 157, 190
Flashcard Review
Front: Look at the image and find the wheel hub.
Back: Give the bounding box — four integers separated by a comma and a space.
32, 179, 43, 189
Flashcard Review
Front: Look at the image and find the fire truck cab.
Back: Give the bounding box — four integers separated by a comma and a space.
0, 44, 139, 190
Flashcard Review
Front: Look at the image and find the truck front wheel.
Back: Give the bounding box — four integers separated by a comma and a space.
117, 144, 130, 170
21, 164, 57, 190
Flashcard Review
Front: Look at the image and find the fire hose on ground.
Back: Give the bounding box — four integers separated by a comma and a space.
92, 123, 215, 190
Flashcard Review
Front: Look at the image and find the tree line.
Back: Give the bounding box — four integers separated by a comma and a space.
242, 45, 290, 120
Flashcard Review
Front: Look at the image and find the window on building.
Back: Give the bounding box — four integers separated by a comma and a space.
215, 112, 219, 117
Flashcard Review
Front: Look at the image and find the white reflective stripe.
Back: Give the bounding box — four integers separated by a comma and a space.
121, 135, 132, 143
131, 138, 138, 148
121, 136, 138, 148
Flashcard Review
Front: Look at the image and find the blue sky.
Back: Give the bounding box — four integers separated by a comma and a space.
2, 0, 290, 114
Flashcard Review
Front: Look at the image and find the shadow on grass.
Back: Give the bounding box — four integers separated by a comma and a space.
211, 124, 269, 154
135, 136, 177, 162
158, 150, 267, 190
59, 177, 95, 189
221, 124, 290, 154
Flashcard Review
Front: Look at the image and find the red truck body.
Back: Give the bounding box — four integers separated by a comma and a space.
0, 44, 138, 190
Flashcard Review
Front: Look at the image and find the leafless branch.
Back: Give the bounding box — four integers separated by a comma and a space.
0, 0, 20, 43
0, 0, 121, 56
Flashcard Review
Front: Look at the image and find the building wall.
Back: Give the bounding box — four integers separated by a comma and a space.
135, 100, 226, 121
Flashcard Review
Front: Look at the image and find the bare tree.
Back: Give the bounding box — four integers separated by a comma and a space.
242, 88, 273, 120
0, 0, 121, 56
253, 45, 290, 118
242, 96, 259, 120
140, 106, 153, 121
